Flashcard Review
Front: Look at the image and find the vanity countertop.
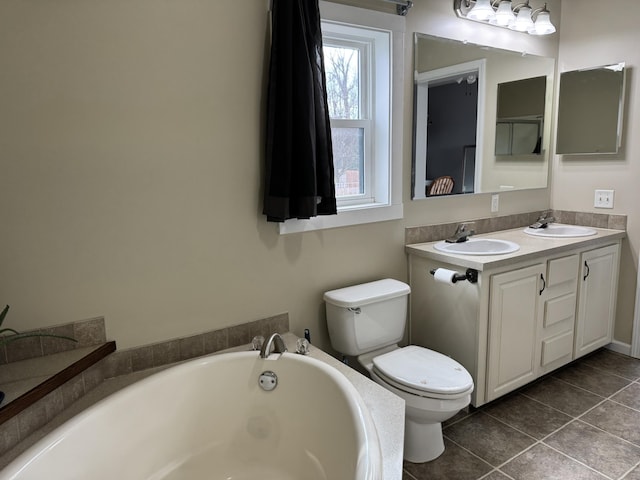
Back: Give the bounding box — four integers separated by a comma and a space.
406, 225, 626, 271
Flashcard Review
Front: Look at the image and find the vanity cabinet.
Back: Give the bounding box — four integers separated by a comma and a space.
485, 254, 580, 402
407, 232, 622, 407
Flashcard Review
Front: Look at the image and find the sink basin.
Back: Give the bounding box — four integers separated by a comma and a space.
523, 224, 597, 238
434, 238, 520, 255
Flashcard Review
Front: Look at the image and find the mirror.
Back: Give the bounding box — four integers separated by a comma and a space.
412, 34, 555, 199
496, 76, 546, 156
556, 63, 626, 155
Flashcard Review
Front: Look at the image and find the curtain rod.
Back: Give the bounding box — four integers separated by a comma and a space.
382, 0, 413, 16
267, 1, 413, 17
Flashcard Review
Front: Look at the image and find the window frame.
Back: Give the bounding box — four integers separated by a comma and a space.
278, 1, 404, 234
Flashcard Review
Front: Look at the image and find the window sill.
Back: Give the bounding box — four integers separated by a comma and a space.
277, 202, 403, 235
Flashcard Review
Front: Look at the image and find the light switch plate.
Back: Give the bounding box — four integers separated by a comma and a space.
594, 189, 614, 209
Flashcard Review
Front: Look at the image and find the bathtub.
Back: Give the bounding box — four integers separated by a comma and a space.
0, 350, 382, 480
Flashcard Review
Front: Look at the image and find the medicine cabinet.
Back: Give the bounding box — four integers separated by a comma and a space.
556, 63, 626, 155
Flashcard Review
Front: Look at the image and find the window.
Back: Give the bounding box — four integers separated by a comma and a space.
278, 2, 404, 234
323, 37, 370, 205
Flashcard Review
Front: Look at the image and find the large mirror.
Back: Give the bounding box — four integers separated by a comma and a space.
556, 63, 626, 155
412, 34, 556, 199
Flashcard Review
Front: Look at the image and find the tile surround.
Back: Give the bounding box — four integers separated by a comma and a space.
0, 359, 108, 458
0, 317, 107, 365
405, 210, 627, 245
101, 312, 289, 378
403, 349, 640, 480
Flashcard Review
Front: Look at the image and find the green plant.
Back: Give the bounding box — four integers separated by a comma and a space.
0, 305, 77, 347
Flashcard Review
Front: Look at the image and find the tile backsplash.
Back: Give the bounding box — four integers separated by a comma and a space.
0, 317, 107, 365
102, 312, 290, 378
405, 210, 627, 245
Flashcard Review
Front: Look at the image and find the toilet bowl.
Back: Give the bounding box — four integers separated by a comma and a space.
324, 279, 474, 463
365, 345, 473, 462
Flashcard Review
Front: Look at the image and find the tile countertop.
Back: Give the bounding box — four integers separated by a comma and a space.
405, 225, 626, 271
280, 333, 405, 480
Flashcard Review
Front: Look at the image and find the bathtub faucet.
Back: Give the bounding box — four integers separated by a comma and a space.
259, 333, 288, 359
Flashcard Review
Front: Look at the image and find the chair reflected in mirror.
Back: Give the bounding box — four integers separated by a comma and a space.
427, 175, 455, 196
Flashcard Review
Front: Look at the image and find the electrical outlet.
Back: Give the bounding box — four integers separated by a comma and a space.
594, 189, 614, 209
491, 194, 499, 213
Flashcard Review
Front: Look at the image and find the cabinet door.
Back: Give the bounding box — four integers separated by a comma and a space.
575, 244, 619, 358
487, 263, 545, 402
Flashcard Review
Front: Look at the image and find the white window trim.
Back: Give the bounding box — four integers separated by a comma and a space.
278, 1, 405, 235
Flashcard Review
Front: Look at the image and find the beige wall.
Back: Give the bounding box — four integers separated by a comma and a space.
7, 0, 634, 355
552, 0, 640, 343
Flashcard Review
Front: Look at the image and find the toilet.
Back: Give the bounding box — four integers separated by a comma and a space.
324, 278, 473, 463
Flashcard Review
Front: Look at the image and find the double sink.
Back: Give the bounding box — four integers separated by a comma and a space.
434, 224, 597, 256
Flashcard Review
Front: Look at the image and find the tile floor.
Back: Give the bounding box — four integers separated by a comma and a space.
403, 349, 640, 480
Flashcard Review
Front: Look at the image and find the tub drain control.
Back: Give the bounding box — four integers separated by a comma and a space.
258, 371, 278, 391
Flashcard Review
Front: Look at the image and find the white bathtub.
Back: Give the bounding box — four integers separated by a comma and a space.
1, 351, 382, 480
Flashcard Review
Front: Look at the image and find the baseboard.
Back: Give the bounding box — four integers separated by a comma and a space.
606, 340, 632, 356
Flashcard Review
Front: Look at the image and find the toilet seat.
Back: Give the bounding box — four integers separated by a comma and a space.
372, 345, 474, 399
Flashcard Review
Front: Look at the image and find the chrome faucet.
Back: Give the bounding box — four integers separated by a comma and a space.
259, 332, 287, 359
530, 210, 555, 229
446, 222, 476, 243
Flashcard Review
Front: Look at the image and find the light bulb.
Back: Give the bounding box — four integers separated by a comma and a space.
510, 5, 533, 32
493, 1, 515, 26
529, 10, 556, 35
467, 0, 496, 21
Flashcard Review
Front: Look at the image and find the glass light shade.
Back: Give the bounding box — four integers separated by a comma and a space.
467, 0, 496, 21
493, 1, 515, 26
510, 5, 533, 31
529, 11, 556, 35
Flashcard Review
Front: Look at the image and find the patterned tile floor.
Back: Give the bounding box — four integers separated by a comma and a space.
403, 349, 640, 480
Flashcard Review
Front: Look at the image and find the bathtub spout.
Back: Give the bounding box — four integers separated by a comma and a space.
260, 333, 288, 359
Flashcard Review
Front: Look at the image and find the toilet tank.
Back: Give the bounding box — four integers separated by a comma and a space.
324, 279, 411, 356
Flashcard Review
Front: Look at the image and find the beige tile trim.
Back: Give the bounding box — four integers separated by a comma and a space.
405, 210, 627, 245
1, 317, 107, 365
102, 313, 290, 378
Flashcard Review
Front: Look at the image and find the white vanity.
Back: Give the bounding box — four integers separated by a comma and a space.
406, 226, 625, 407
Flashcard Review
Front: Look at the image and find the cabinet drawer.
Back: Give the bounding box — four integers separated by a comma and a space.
544, 293, 576, 328
541, 330, 574, 367
547, 255, 579, 287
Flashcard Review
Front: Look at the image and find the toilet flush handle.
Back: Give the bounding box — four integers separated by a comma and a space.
348, 307, 361, 314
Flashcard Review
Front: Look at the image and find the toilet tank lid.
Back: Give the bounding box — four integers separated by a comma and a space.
323, 279, 410, 308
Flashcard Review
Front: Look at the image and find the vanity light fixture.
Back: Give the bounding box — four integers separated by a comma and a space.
454, 0, 556, 36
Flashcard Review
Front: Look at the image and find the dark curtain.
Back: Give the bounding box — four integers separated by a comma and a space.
263, 0, 337, 223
